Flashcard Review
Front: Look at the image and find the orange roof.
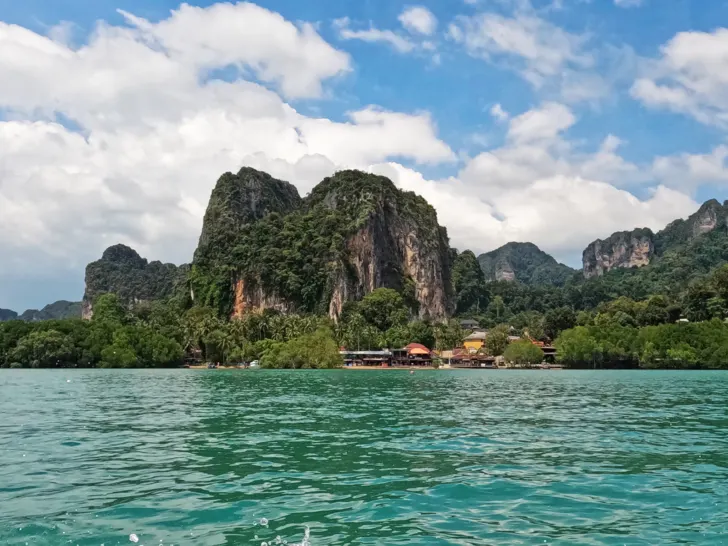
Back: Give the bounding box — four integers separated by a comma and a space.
405, 343, 429, 351
409, 348, 430, 355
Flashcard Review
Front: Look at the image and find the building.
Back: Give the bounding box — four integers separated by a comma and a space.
463, 331, 487, 353
460, 319, 480, 331
340, 350, 393, 367
392, 343, 433, 366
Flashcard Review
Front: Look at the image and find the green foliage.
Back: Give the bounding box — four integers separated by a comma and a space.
452, 250, 488, 314
555, 326, 601, 366
555, 318, 728, 369
260, 328, 343, 369
93, 294, 128, 325
485, 324, 510, 356
10, 329, 74, 368
85, 244, 187, 314
358, 289, 409, 332
191, 169, 452, 317
544, 307, 576, 340
504, 340, 544, 365
478, 242, 575, 287
434, 319, 465, 351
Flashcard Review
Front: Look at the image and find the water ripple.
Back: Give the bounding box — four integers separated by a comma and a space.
1, 369, 728, 544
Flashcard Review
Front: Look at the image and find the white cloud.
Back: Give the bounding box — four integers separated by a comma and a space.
399, 6, 438, 36
631, 28, 728, 127
447, 6, 630, 103
507, 102, 575, 143
371, 163, 696, 261
0, 2, 712, 309
337, 25, 416, 53
449, 11, 592, 85
334, 17, 415, 53
615, 0, 644, 7
652, 146, 728, 190
0, 3, 457, 308
490, 103, 509, 122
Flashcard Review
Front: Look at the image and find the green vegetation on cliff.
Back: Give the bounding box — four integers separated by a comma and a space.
19, 301, 82, 322
84, 244, 188, 316
478, 242, 575, 287
191, 168, 453, 318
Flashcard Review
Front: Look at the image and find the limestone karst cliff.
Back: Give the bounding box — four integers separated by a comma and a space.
478, 242, 575, 286
190, 168, 454, 320
82, 244, 188, 319
582, 200, 728, 278
582, 228, 655, 278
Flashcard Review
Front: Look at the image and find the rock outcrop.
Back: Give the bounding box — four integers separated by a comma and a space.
582, 228, 655, 278
191, 168, 454, 320
478, 242, 575, 286
582, 199, 728, 278
83, 244, 187, 319
0, 309, 18, 322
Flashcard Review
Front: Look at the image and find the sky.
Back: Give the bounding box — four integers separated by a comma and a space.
2, 0, 728, 311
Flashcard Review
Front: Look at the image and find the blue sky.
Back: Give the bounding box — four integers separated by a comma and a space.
1, 0, 728, 311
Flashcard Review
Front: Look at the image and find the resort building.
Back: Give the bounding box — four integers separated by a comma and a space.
459, 319, 480, 330
463, 331, 487, 353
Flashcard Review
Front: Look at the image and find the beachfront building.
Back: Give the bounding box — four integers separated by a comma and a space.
340, 350, 393, 367
392, 343, 433, 366
463, 331, 487, 353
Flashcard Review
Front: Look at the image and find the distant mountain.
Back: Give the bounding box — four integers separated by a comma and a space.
83, 244, 189, 319
477, 242, 575, 287
582, 199, 728, 279
0, 308, 18, 322
19, 301, 83, 322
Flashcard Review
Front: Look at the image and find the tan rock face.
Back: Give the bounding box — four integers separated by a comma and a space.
583, 230, 655, 278
230, 276, 293, 319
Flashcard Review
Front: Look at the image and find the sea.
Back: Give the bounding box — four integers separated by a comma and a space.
1, 369, 727, 545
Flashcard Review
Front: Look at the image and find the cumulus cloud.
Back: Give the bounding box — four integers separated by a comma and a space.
631, 28, 728, 127
0, 2, 707, 310
399, 6, 438, 36
0, 3, 458, 308
372, 163, 696, 260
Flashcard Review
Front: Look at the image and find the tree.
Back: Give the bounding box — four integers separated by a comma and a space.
92, 293, 127, 324
407, 320, 435, 349
357, 288, 409, 331
488, 296, 506, 321
544, 306, 576, 340
485, 324, 509, 356
261, 328, 343, 369
434, 319, 465, 351
555, 326, 600, 367
452, 250, 488, 314
504, 340, 544, 366
10, 330, 74, 368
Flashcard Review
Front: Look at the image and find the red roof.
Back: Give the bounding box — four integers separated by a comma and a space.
405, 343, 429, 351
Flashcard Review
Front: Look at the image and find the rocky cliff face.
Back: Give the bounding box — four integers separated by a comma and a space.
83, 244, 187, 318
478, 242, 575, 286
191, 168, 454, 320
309, 171, 454, 319
195, 167, 302, 266
582, 199, 728, 278
582, 229, 655, 278
0, 309, 18, 322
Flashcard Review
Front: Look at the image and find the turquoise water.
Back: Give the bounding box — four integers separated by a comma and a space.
1, 370, 728, 545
